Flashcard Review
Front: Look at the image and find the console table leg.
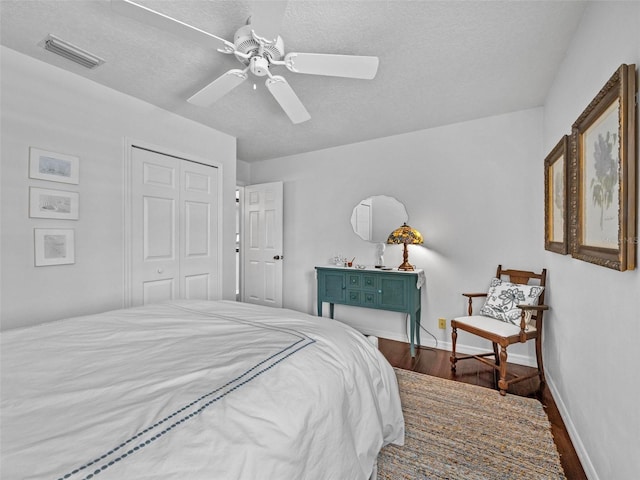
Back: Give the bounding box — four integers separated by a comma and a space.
409, 314, 416, 357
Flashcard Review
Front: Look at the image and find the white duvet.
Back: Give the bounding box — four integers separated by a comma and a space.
1, 300, 404, 480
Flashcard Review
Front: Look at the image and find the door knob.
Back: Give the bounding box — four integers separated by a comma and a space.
273, 255, 283, 260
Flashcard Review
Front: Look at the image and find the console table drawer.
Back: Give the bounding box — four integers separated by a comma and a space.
346, 288, 377, 306
347, 273, 377, 290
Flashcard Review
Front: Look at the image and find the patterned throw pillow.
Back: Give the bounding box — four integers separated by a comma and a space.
479, 278, 544, 325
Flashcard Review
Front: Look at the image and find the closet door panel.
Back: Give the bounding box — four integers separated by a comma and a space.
180, 161, 219, 300
131, 147, 180, 306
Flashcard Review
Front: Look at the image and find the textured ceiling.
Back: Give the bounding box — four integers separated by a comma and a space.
0, 0, 587, 162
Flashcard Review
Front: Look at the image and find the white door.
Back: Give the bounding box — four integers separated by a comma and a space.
242, 181, 283, 307
130, 146, 219, 306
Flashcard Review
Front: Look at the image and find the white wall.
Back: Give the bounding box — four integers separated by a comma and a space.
0, 47, 238, 330
249, 107, 545, 364
237, 159, 251, 186
542, 3, 640, 480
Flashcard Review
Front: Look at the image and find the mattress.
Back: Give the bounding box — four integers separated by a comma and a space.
0, 300, 404, 479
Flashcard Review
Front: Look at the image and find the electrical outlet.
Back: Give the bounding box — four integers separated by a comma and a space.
438, 318, 447, 329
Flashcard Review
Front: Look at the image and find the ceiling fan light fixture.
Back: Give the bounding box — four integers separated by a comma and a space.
40, 34, 105, 69
249, 56, 270, 76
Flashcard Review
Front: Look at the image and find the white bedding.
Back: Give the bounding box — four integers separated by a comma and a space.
1, 300, 404, 480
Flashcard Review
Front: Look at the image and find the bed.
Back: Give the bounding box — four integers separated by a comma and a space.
1, 300, 404, 480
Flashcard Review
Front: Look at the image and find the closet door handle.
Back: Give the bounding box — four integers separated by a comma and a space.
273, 255, 283, 260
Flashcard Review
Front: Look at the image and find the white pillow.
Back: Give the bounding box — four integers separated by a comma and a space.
480, 278, 544, 325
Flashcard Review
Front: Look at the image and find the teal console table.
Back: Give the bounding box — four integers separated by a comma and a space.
315, 266, 424, 356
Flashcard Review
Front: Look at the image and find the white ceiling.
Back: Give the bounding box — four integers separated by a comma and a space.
0, 0, 587, 162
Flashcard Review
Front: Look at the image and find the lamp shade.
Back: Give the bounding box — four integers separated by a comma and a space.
387, 223, 423, 271
387, 223, 423, 245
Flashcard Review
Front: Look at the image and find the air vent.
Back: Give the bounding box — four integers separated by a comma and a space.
40, 34, 105, 69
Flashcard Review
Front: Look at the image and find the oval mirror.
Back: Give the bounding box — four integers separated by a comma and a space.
350, 195, 408, 243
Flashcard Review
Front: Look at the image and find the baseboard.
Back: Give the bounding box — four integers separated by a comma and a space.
546, 372, 598, 480
358, 328, 408, 346
437, 339, 536, 368
366, 329, 536, 368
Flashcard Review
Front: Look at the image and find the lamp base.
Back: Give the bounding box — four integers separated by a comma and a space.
397, 261, 415, 271
397, 243, 415, 271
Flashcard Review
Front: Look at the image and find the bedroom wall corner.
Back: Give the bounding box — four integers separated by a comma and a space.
236, 158, 251, 186
0, 46, 237, 330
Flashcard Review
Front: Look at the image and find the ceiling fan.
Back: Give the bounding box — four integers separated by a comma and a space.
111, 0, 379, 124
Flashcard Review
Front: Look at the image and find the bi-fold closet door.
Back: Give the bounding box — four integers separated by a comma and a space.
130, 146, 220, 306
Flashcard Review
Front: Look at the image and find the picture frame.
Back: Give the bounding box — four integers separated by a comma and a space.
569, 63, 637, 271
29, 147, 79, 184
34, 228, 75, 266
29, 187, 79, 220
544, 135, 569, 254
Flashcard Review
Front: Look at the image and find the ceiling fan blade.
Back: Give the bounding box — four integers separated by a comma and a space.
249, 0, 288, 44
284, 53, 379, 79
111, 0, 235, 53
265, 76, 310, 124
188, 69, 248, 107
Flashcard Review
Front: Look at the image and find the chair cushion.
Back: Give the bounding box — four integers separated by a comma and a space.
479, 278, 544, 325
453, 315, 536, 337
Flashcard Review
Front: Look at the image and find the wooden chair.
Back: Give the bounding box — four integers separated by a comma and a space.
450, 265, 548, 396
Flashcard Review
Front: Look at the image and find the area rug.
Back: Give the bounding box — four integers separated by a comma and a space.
377, 368, 566, 479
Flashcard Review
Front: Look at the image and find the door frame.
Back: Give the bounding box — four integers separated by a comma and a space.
122, 137, 224, 307
236, 185, 244, 301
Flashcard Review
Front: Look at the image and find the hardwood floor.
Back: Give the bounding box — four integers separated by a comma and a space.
377, 338, 587, 480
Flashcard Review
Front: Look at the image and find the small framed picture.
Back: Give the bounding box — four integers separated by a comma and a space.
544, 135, 569, 254
29, 147, 79, 184
29, 187, 79, 220
34, 228, 75, 266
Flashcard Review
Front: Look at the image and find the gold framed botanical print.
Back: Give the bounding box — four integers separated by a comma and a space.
570, 64, 637, 271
